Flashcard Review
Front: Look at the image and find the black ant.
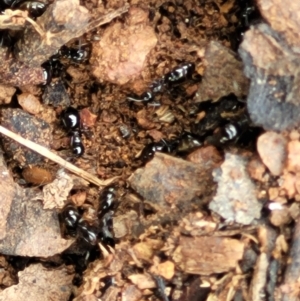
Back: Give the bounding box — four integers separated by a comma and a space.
1, 0, 47, 18
59, 45, 90, 63
61, 107, 85, 157
59, 187, 116, 248
18, 1, 47, 18
139, 133, 202, 162
127, 62, 197, 104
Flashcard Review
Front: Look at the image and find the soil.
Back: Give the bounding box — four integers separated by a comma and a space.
0, 0, 299, 301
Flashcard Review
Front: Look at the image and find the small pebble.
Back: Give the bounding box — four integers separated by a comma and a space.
18, 93, 41, 115
257, 132, 287, 176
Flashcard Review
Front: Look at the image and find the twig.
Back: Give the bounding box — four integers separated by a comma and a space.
0, 125, 118, 187
25, 16, 45, 37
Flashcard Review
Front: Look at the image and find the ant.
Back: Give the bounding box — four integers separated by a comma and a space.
127, 62, 197, 104
1, 0, 47, 18
60, 186, 116, 248
61, 107, 85, 157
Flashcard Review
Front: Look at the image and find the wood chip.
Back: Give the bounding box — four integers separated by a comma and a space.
172, 236, 244, 275
280, 216, 300, 301
113, 210, 141, 239
152, 261, 175, 280
186, 145, 223, 169
132, 242, 154, 262
247, 157, 267, 182
250, 226, 277, 301
80, 108, 97, 128
121, 284, 142, 301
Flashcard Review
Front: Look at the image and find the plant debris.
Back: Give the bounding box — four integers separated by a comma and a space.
172, 236, 244, 275
1, 0, 300, 300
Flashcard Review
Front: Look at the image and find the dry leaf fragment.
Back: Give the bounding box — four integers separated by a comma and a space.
0, 9, 27, 30
43, 169, 74, 209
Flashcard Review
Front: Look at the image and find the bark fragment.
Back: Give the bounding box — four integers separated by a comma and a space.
0, 264, 73, 301
128, 152, 215, 210
172, 236, 244, 275
195, 41, 249, 102
249, 226, 277, 301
